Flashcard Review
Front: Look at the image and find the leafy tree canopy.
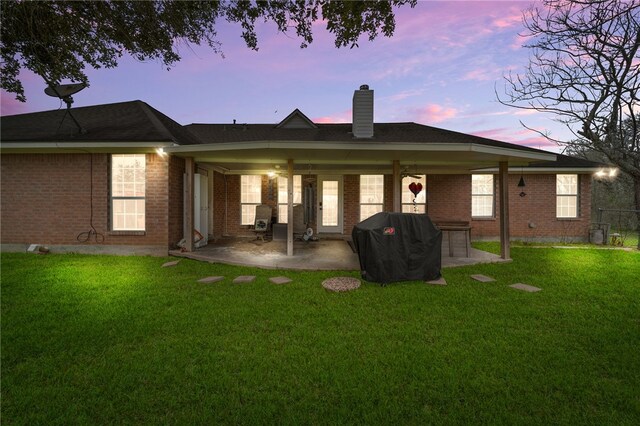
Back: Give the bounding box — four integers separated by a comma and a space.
1, 0, 415, 101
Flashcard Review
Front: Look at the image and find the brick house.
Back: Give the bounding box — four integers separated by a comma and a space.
1, 86, 603, 258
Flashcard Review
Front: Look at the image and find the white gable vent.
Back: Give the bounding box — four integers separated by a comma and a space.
352, 84, 374, 138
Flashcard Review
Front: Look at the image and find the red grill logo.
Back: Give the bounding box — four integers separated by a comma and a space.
383, 227, 395, 235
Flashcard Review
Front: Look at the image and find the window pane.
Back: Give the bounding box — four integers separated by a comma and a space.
112, 199, 145, 231
278, 205, 288, 223
360, 204, 383, 221
557, 174, 578, 195
472, 174, 493, 195
112, 154, 145, 197
241, 204, 258, 226
402, 175, 426, 204
402, 204, 426, 213
360, 175, 384, 204
322, 181, 338, 227
557, 195, 577, 218
241, 175, 262, 203
277, 175, 302, 223
472, 195, 493, 217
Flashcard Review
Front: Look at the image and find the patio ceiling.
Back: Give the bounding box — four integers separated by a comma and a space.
165, 141, 556, 174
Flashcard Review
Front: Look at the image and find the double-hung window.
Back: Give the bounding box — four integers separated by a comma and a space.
471, 174, 494, 218
241, 175, 262, 225
556, 174, 578, 218
402, 175, 426, 213
111, 154, 146, 231
360, 175, 384, 221
277, 175, 302, 223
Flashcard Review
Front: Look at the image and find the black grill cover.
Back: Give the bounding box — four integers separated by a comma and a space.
351, 212, 442, 283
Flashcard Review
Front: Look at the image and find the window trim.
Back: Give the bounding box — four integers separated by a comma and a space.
556, 174, 579, 219
240, 175, 263, 226
359, 174, 384, 221
471, 174, 495, 218
110, 154, 146, 231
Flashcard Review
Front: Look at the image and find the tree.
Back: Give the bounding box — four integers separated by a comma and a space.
1, 0, 415, 102
499, 0, 640, 247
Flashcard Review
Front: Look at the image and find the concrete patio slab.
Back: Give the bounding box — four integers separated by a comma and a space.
509, 283, 541, 292
233, 275, 256, 284
169, 238, 509, 271
471, 274, 496, 282
426, 276, 447, 286
198, 276, 224, 283
269, 276, 292, 285
162, 260, 180, 268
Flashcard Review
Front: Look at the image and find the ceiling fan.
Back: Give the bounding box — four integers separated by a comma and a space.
401, 167, 422, 179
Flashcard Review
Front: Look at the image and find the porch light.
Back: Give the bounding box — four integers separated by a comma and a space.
517, 176, 526, 187
156, 147, 167, 157
595, 169, 606, 177
608, 168, 618, 178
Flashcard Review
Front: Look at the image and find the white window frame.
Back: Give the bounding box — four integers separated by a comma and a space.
360, 174, 384, 221
471, 174, 495, 218
111, 154, 146, 231
277, 175, 302, 223
402, 175, 426, 213
556, 174, 579, 218
241, 175, 262, 225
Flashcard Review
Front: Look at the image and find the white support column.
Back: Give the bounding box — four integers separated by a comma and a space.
499, 161, 510, 260
393, 160, 401, 212
287, 159, 294, 256
185, 157, 195, 252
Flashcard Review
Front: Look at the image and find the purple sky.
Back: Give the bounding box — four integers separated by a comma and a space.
1, 0, 567, 152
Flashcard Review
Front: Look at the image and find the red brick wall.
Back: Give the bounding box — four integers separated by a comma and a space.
197, 171, 592, 241
1, 153, 171, 247
168, 156, 185, 246
469, 174, 591, 241
343, 175, 360, 234
427, 174, 472, 222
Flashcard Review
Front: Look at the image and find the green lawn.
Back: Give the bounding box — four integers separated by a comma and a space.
2, 247, 639, 425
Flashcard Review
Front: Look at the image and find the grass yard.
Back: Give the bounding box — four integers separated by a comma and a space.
2, 246, 639, 425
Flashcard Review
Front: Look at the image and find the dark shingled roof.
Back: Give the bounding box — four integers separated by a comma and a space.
0, 100, 605, 170
185, 122, 547, 154
0, 100, 201, 145
528, 153, 605, 169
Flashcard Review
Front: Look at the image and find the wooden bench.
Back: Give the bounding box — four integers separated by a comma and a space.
434, 221, 471, 258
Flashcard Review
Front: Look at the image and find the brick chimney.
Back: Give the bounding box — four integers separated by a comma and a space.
352, 84, 374, 138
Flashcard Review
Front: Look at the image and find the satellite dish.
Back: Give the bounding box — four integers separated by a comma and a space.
44, 83, 86, 99
44, 82, 87, 134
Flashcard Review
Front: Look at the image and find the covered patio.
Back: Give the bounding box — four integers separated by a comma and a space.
169, 238, 508, 271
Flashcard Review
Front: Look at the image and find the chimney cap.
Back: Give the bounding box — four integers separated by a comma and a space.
359, 84, 370, 90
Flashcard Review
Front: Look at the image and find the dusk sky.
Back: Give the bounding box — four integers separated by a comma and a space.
1, 0, 568, 153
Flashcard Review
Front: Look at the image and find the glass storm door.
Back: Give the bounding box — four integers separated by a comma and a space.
317, 176, 343, 233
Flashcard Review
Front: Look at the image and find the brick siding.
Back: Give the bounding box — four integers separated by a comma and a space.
1, 153, 171, 248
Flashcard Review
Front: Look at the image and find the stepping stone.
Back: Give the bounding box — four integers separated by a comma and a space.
509, 283, 541, 292
198, 276, 224, 283
322, 277, 361, 292
233, 275, 256, 284
471, 274, 495, 282
426, 276, 447, 286
162, 260, 180, 268
269, 276, 292, 285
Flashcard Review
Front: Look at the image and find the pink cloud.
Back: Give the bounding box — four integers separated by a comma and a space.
313, 109, 352, 123
409, 104, 458, 124
492, 12, 522, 29
0, 92, 29, 116
471, 127, 559, 150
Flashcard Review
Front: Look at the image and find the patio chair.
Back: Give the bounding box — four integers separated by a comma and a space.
254, 204, 272, 242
